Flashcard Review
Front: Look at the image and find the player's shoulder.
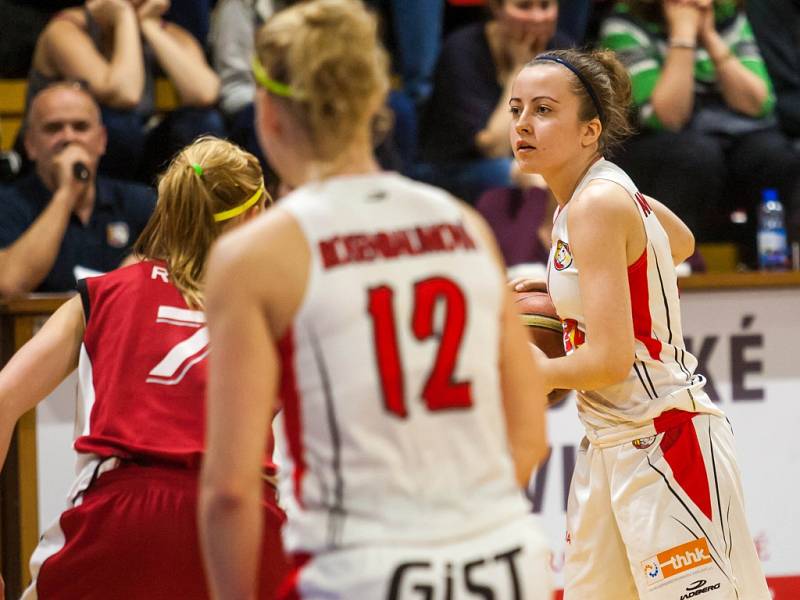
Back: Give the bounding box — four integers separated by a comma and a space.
573, 178, 637, 217
82, 261, 171, 310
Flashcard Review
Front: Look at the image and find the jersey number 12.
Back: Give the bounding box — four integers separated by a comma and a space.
367, 276, 473, 418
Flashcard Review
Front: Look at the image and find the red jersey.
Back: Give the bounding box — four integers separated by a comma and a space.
74, 260, 277, 473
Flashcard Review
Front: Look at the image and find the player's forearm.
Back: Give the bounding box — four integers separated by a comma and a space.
541, 340, 633, 392
199, 484, 262, 600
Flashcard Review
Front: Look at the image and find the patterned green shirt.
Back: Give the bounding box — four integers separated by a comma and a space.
600, 2, 775, 130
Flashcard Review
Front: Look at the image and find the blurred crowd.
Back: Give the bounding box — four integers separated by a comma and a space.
1, 0, 799, 296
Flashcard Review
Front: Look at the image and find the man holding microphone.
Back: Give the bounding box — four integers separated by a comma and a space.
0, 82, 155, 296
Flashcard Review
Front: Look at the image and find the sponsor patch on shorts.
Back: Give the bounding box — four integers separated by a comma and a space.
640, 538, 712, 587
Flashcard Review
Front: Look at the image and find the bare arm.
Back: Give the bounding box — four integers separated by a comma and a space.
650, 3, 702, 130
0, 296, 84, 470
42, 3, 144, 109
463, 207, 549, 486
201, 209, 308, 600
645, 194, 695, 265
700, 24, 769, 116
537, 184, 640, 392
201, 237, 275, 600
476, 72, 520, 159
140, 19, 221, 107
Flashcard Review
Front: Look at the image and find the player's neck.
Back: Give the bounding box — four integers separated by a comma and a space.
299, 142, 381, 186
546, 152, 602, 207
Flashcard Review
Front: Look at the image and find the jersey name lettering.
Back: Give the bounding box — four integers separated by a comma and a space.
319, 222, 477, 269
151, 265, 169, 282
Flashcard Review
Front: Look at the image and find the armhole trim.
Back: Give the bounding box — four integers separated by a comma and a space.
77, 278, 91, 324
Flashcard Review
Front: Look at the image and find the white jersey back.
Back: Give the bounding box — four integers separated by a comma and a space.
547, 159, 722, 444
276, 173, 528, 554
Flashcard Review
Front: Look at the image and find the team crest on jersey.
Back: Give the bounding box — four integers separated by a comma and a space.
633, 436, 656, 449
553, 240, 573, 271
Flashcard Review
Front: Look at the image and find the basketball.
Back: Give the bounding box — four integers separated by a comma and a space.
513, 291, 570, 407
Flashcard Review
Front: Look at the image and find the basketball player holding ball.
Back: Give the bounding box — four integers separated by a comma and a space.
0, 137, 287, 599
509, 48, 769, 599
199, 1, 553, 599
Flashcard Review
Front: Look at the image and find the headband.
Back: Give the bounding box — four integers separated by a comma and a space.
535, 55, 605, 124
251, 55, 296, 99
213, 185, 265, 222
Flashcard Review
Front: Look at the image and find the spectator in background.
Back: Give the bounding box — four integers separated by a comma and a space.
23, 0, 226, 184
211, 0, 414, 177
747, 0, 800, 142
601, 0, 800, 261
0, 83, 155, 296
0, 0, 53, 77
558, 0, 592, 43
165, 0, 214, 46
420, 0, 572, 204
210, 0, 274, 176
367, 0, 444, 106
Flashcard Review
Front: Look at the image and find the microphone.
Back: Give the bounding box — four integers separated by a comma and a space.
73, 162, 90, 182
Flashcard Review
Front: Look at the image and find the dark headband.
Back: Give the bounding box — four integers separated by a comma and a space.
535, 55, 605, 124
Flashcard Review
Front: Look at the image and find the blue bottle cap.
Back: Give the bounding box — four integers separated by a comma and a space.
762, 188, 779, 202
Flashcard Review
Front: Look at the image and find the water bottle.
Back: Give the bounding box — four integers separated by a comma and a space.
757, 188, 789, 271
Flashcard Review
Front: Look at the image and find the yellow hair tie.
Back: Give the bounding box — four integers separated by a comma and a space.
213, 186, 265, 222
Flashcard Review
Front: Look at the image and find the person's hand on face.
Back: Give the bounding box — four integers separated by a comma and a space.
500, 0, 558, 61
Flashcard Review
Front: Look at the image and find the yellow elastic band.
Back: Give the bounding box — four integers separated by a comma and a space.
213, 186, 265, 222
251, 55, 296, 99
519, 314, 562, 333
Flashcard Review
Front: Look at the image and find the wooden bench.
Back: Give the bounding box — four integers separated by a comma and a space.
0, 78, 179, 151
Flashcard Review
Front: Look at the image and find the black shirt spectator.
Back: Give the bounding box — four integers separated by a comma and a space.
0, 82, 156, 296
0, 173, 155, 292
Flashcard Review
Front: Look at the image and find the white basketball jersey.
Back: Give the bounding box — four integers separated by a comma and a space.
547, 159, 722, 444
275, 172, 529, 554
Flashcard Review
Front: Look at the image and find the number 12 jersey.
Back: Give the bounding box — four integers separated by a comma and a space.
276, 173, 529, 554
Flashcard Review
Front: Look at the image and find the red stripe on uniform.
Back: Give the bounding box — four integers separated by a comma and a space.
628, 249, 662, 361
655, 410, 713, 521
276, 553, 312, 600
278, 328, 306, 507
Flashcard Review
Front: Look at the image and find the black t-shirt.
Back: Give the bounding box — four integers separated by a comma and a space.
420, 23, 573, 164
0, 173, 156, 292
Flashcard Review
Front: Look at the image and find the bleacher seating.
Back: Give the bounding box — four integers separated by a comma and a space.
0, 78, 180, 151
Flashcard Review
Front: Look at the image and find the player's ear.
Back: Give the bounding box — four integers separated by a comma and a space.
255, 89, 281, 137
580, 117, 602, 149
